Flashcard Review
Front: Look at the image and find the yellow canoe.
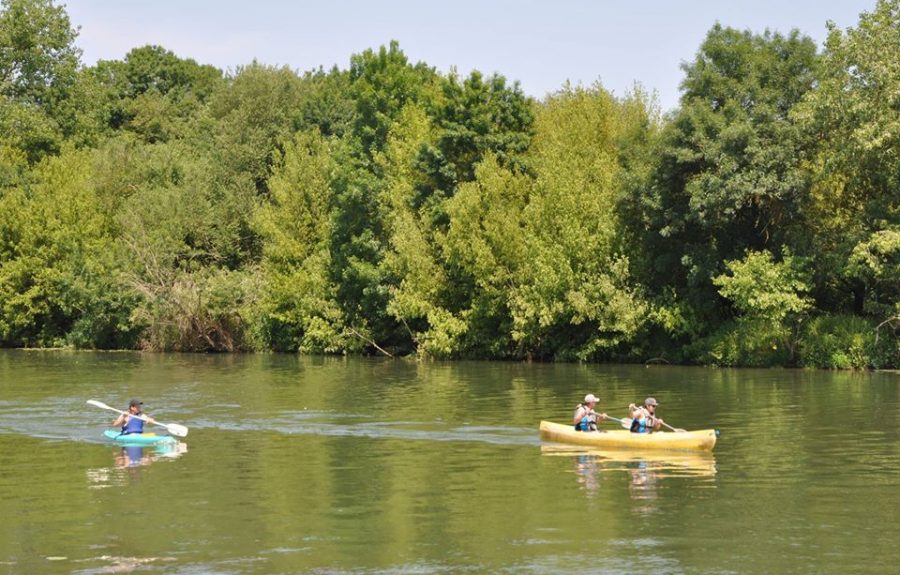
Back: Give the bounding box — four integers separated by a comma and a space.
539, 420, 717, 452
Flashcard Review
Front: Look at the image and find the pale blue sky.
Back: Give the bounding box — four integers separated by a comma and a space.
65, 0, 877, 112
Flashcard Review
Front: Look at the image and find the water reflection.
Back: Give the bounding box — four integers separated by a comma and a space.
542, 444, 717, 503
86, 442, 187, 488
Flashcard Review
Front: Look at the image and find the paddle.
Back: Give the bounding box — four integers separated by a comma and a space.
87, 400, 189, 437
660, 421, 687, 433
627, 403, 688, 433
602, 415, 633, 429
607, 413, 687, 433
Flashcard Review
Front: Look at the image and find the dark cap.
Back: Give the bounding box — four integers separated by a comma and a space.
644, 397, 658, 407
128, 399, 143, 407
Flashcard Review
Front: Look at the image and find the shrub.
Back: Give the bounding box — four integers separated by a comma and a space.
799, 314, 897, 369
686, 319, 793, 367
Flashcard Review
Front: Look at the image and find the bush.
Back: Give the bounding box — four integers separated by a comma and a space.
685, 319, 794, 367
799, 314, 897, 369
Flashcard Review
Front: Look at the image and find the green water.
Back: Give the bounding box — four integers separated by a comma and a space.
0, 350, 898, 574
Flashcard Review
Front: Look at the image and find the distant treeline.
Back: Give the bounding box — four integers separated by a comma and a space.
0, 0, 897, 367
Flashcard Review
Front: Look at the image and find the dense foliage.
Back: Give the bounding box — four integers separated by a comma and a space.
0, 0, 896, 368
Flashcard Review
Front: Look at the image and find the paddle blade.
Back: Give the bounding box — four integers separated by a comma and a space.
602, 416, 634, 430
165, 423, 189, 437
87, 399, 111, 410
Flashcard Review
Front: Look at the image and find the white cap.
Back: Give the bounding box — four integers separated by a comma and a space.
584, 394, 599, 404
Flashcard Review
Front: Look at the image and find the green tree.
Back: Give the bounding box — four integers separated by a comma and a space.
636, 25, 819, 332
0, 147, 135, 347
207, 61, 305, 194
376, 105, 456, 355
710, 249, 813, 364
88, 45, 223, 143
794, 0, 899, 317
298, 66, 356, 138
442, 154, 529, 357
512, 85, 649, 360
414, 70, 533, 228
0, 0, 81, 161
844, 230, 900, 320
348, 41, 438, 161
327, 43, 440, 353
252, 131, 350, 352
79, 131, 257, 351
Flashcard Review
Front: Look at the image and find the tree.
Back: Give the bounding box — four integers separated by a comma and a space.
207, 61, 305, 194
714, 249, 812, 323
376, 105, 456, 355
414, 70, 533, 229
636, 25, 819, 332
711, 248, 813, 363
348, 41, 438, 161
327, 43, 440, 353
511, 85, 649, 360
0, 147, 135, 347
87, 45, 223, 143
0, 0, 80, 103
794, 0, 899, 317
252, 130, 350, 352
0, 0, 81, 161
107, 137, 255, 352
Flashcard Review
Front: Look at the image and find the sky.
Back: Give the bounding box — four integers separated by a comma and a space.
64, 0, 878, 113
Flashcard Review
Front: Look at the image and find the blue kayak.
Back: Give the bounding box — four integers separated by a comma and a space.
103, 429, 177, 445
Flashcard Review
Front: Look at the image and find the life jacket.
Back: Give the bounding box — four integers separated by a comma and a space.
574, 403, 596, 431
630, 408, 652, 433
122, 414, 144, 434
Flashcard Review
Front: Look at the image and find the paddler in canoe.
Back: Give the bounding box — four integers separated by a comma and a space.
111, 399, 158, 435
573, 394, 609, 431
628, 397, 664, 433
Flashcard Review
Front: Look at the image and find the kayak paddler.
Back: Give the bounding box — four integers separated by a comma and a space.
573, 393, 608, 431
628, 397, 664, 433
112, 399, 157, 435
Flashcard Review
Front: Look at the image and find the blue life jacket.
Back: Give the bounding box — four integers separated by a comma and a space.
630, 411, 651, 433
122, 414, 144, 434
574, 403, 596, 431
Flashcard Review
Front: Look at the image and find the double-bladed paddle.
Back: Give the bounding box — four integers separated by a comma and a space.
87, 399, 189, 437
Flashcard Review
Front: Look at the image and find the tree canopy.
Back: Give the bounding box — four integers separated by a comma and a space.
0, 0, 896, 368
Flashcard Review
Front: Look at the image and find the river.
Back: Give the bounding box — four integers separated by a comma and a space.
0, 350, 897, 574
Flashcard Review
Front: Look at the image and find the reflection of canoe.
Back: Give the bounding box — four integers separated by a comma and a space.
539, 420, 717, 451
103, 429, 177, 446
540, 444, 717, 477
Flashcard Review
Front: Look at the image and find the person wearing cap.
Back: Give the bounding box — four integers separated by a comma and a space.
628, 397, 664, 433
573, 394, 608, 432
112, 399, 157, 435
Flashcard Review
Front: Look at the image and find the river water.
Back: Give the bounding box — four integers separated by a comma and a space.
0, 350, 897, 574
